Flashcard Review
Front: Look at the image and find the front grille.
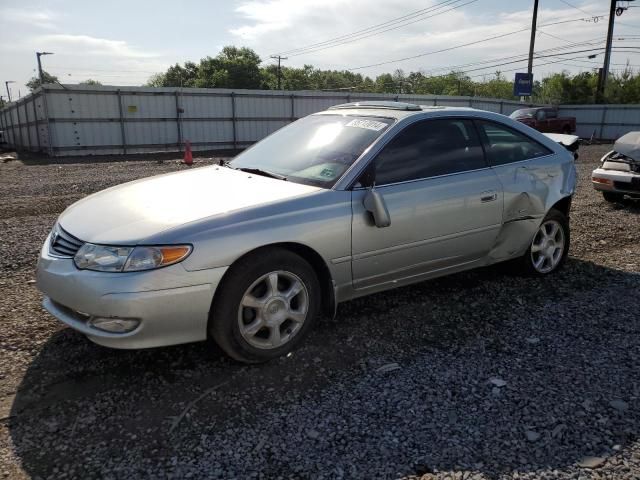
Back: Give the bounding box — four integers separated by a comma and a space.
50, 225, 84, 257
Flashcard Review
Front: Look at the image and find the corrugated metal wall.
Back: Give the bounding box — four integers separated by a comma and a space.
0, 92, 51, 153
1, 84, 636, 156
556, 105, 640, 141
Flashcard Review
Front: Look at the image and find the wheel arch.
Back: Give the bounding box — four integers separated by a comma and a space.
549, 195, 572, 218
210, 242, 337, 322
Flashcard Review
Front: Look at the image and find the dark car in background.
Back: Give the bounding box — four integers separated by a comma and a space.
510, 107, 576, 135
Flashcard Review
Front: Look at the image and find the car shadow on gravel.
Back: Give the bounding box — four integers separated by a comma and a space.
15, 149, 240, 166
7, 258, 640, 478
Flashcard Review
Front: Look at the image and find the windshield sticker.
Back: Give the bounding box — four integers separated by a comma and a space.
345, 119, 387, 131
320, 168, 335, 178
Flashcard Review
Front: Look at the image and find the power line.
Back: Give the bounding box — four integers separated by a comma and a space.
557, 0, 594, 17
285, 0, 479, 58
448, 47, 610, 76
417, 33, 640, 80
617, 21, 640, 31
272, 0, 469, 56
537, 29, 575, 44
348, 14, 607, 71
421, 36, 605, 75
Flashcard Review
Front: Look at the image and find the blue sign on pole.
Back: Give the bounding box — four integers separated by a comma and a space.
514, 73, 533, 96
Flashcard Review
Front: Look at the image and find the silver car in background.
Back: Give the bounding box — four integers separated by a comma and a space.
37, 102, 577, 363
592, 131, 640, 202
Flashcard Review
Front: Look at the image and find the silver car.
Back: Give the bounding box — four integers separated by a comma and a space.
36, 102, 577, 363
592, 131, 640, 202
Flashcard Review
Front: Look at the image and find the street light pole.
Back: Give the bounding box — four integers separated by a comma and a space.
5, 81, 15, 102
36, 51, 54, 85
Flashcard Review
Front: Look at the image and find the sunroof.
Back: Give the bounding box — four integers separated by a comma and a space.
329, 101, 422, 111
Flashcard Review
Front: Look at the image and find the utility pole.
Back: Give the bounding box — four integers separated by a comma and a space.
5, 81, 14, 102
36, 51, 54, 85
270, 55, 287, 90
596, 0, 626, 102
527, 0, 539, 77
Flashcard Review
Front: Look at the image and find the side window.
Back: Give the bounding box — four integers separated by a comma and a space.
536, 109, 547, 121
476, 120, 552, 166
546, 109, 558, 119
374, 119, 486, 185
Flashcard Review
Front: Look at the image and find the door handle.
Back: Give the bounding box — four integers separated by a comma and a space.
480, 190, 498, 202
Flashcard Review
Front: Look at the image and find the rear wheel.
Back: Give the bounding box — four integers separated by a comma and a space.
517, 209, 569, 276
210, 248, 320, 363
602, 191, 625, 203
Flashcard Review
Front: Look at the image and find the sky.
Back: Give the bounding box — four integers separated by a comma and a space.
0, 0, 639, 99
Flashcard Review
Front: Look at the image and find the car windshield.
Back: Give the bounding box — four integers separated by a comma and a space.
509, 108, 537, 119
230, 114, 394, 188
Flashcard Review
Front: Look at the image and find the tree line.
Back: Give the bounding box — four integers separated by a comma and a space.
23, 46, 640, 104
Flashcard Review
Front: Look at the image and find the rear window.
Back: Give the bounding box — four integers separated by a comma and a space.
476, 120, 552, 166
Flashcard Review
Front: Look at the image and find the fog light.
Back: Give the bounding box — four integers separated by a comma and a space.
592, 177, 613, 185
89, 317, 140, 333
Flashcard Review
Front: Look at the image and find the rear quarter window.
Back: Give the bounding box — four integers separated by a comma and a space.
476, 120, 553, 166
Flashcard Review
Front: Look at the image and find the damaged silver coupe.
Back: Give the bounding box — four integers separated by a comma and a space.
37, 102, 577, 363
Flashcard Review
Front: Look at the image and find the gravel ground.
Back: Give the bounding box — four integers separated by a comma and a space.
0, 145, 639, 479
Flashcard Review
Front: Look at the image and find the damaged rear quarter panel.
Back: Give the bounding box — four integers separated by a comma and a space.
488, 150, 576, 261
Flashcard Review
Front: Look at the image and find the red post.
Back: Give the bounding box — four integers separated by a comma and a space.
182, 140, 193, 165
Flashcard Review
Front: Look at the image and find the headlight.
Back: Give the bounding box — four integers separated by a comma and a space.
74, 244, 191, 272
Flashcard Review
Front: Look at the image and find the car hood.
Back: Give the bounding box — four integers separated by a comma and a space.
614, 131, 640, 162
58, 166, 321, 244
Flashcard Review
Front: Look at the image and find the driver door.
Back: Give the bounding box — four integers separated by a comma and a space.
351, 118, 503, 291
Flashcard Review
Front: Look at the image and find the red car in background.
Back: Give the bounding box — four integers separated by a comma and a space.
510, 107, 576, 135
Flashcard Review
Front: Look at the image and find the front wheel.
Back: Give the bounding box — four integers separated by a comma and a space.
210, 248, 320, 363
518, 209, 570, 276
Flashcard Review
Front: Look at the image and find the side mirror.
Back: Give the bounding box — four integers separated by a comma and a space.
363, 189, 391, 228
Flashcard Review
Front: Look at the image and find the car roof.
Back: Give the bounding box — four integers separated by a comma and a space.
315, 101, 481, 120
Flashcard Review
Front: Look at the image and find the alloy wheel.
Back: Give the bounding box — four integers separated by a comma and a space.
530, 220, 565, 274
237, 270, 309, 349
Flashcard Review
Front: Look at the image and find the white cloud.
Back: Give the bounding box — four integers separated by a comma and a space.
228, 0, 627, 79
34, 34, 160, 59
0, 7, 59, 29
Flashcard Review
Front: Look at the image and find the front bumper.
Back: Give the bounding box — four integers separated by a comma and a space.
36, 237, 228, 349
592, 168, 640, 196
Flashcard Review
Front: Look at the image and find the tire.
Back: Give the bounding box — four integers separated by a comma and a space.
517, 208, 570, 276
602, 191, 625, 203
562, 125, 572, 135
209, 248, 320, 363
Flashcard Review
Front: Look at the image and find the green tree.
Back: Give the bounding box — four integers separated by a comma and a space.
143, 44, 640, 104
78, 79, 102, 86
26, 71, 59, 91
146, 72, 165, 87
474, 72, 513, 99
197, 46, 263, 89
374, 73, 395, 93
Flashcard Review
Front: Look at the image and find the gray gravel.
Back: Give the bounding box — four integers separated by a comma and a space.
1, 145, 639, 479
